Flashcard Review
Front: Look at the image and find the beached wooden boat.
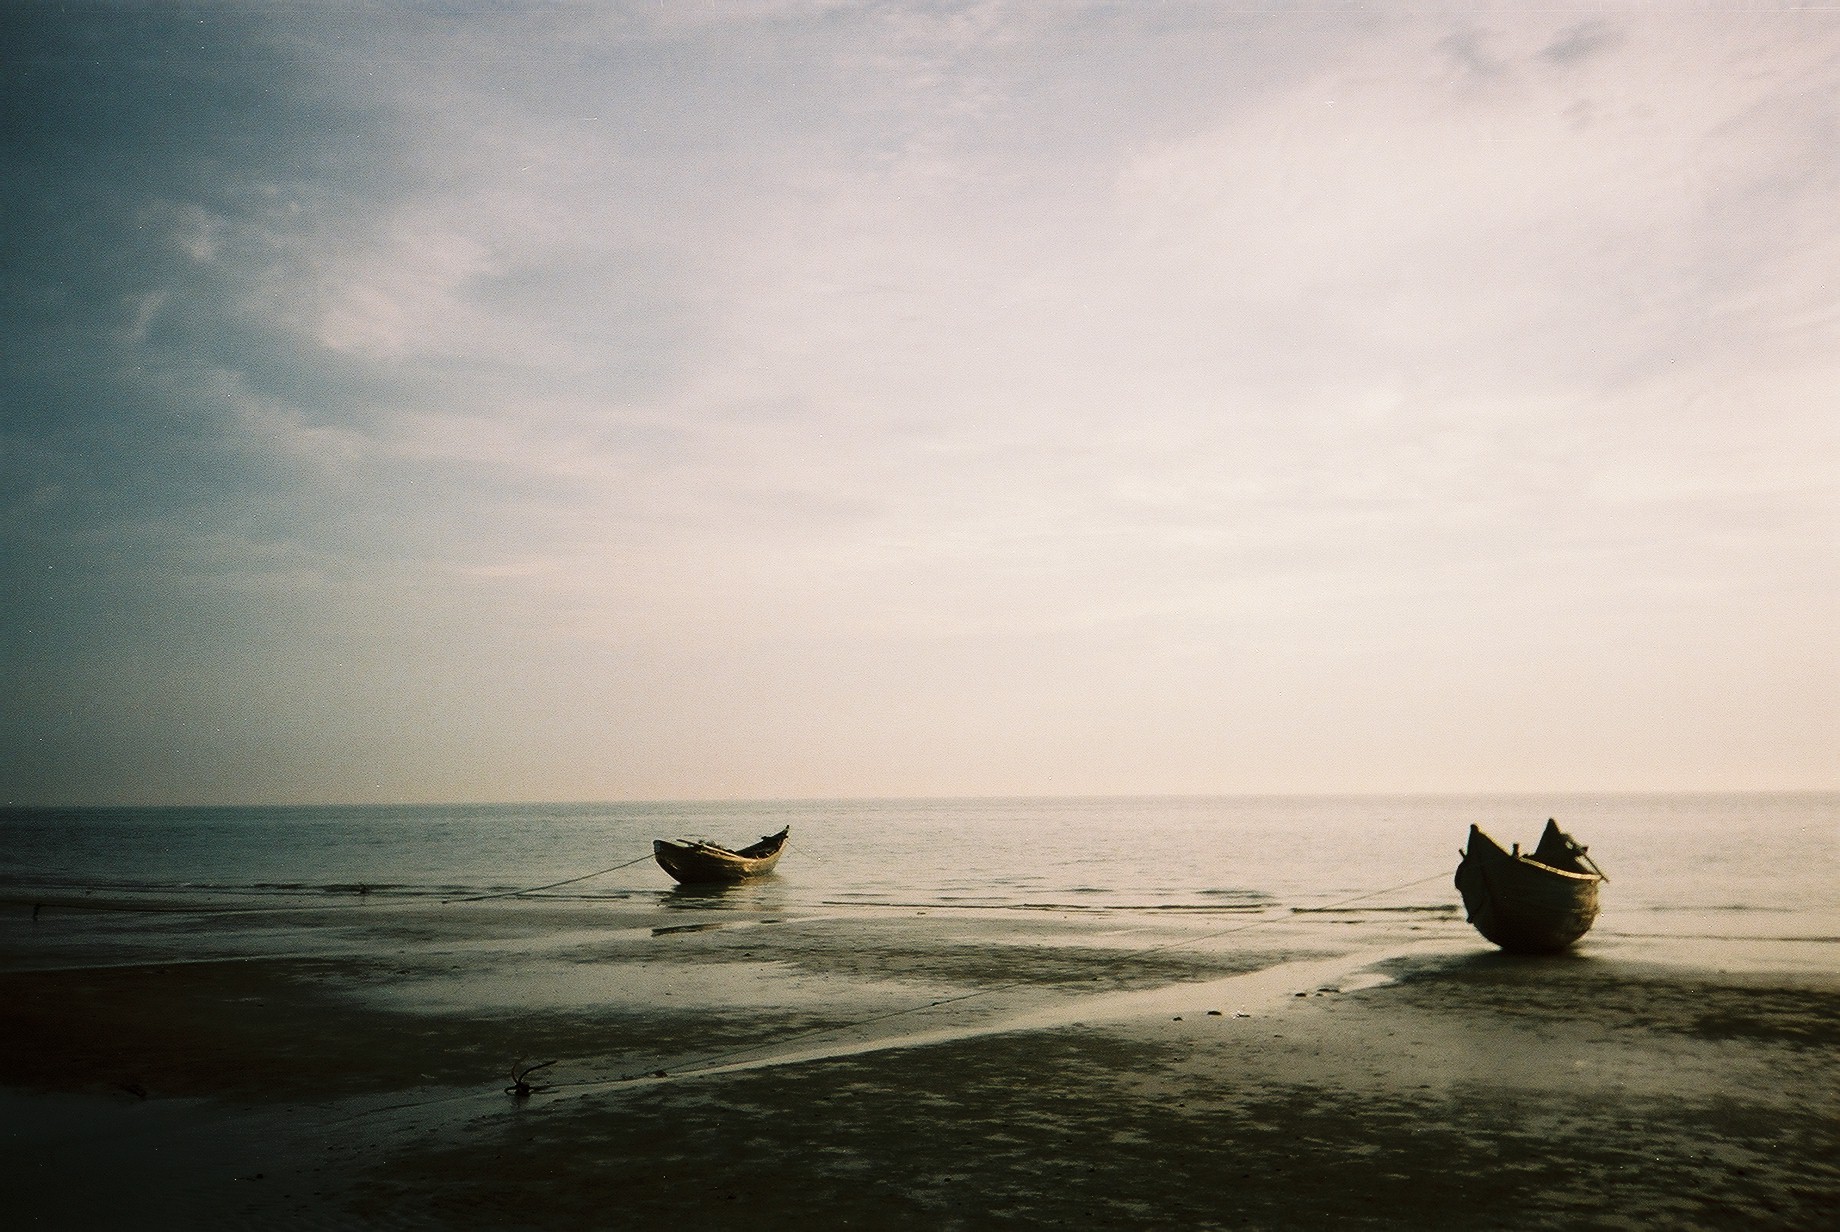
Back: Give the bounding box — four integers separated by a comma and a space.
652, 827, 790, 885
1455, 819, 1606, 954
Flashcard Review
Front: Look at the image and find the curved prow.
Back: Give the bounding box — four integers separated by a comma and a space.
1531, 818, 1607, 880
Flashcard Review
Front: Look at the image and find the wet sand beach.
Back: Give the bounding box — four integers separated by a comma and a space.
3, 892, 1837, 1230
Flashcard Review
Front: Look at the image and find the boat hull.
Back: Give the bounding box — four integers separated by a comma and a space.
652, 828, 788, 885
1455, 824, 1602, 954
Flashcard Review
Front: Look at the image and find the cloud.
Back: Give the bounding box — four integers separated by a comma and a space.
4, 2, 1837, 801
1111, 15, 1837, 389
1539, 20, 1623, 68
312, 225, 501, 360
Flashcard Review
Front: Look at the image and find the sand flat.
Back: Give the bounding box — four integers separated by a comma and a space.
3, 894, 1836, 1229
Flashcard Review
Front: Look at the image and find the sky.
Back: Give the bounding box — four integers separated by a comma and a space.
3, 1, 1837, 806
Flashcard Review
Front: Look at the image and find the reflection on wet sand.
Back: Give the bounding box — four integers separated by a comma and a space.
2, 892, 1837, 1229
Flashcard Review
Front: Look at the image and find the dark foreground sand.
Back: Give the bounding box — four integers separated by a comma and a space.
2, 892, 1836, 1230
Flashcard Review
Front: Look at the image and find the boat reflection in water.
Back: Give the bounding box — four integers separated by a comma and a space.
1455, 819, 1606, 954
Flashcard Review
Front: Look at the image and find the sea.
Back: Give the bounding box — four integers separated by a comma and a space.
3, 794, 1835, 952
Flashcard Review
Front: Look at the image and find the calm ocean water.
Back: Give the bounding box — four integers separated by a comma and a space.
2, 794, 1834, 943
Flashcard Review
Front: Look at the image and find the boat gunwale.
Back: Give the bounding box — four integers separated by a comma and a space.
1462, 823, 1604, 884
1488, 853, 1604, 884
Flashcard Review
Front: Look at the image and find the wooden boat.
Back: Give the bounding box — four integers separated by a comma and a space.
652, 827, 790, 885
1454, 819, 1606, 954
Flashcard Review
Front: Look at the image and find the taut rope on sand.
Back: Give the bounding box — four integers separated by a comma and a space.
245, 862, 1464, 1122
443, 853, 657, 904
13, 850, 1458, 1113
569, 868, 1458, 1091
9, 847, 664, 916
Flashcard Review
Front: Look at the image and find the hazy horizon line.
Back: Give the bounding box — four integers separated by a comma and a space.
6, 786, 1835, 812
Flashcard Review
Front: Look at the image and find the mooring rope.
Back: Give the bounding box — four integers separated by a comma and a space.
303, 864, 1461, 1123
11, 843, 1457, 1114
442, 853, 658, 904
555, 868, 1457, 1091
7, 848, 664, 917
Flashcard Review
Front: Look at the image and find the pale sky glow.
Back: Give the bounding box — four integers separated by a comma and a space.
4, 2, 1837, 804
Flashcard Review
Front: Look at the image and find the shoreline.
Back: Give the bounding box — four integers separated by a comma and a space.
4, 894, 1837, 1228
